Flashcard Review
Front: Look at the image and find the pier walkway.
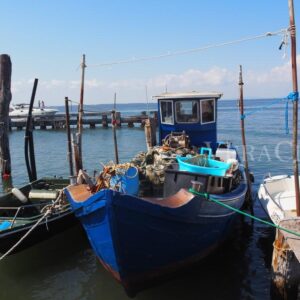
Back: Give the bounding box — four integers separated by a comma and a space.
9, 111, 158, 130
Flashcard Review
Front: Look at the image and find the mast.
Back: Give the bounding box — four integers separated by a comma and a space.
288, 0, 300, 216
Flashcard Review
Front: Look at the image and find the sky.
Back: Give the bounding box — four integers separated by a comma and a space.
1, 0, 300, 105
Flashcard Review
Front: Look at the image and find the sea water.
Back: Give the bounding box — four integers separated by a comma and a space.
0, 99, 294, 300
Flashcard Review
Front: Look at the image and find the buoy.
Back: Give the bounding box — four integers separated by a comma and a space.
11, 188, 28, 203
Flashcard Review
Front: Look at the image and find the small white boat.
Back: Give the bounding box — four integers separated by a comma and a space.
9, 103, 58, 118
258, 174, 298, 224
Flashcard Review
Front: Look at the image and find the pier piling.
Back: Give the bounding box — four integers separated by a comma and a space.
271, 227, 300, 299
0, 54, 12, 179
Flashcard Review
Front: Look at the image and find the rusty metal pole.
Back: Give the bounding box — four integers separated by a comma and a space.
77, 54, 86, 171
238, 66, 253, 210
0, 54, 12, 183
288, 0, 300, 216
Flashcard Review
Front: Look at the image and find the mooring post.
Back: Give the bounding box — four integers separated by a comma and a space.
0, 54, 12, 183
77, 54, 86, 171
288, 0, 300, 216
115, 111, 121, 127
144, 118, 157, 150
102, 114, 108, 128
65, 97, 74, 177
271, 228, 300, 299
112, 93, 119, 164
72, 133, 81, 175
238, 66, 253, 212
24, 79, 38, 182
270, 1, 300, 298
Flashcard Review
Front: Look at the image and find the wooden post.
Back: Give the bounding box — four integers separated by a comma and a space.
238, 66, 253, 209
150, 118, 157, 146
288, 0, 300, 216
112, 93, 119, 164
65, 97, 74, 177
102, 114, 108, 128
270, 2, 300, 297
271, 228, 300, 299
144, 118, 157, 150
77, 54, 86, 171
128, 121, 134, 128
0, 54, 12, 181
72, 133, 81, 175
115, 111, 121, 127
24, 78, 38, 182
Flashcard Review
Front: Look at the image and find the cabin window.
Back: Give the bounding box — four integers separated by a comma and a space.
160, 101, 174, 124
201, 99, 215, 124
175, 100, 199, 123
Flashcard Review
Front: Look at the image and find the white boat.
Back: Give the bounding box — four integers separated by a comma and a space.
258, 175, 298, 224
9, 103, 58, 118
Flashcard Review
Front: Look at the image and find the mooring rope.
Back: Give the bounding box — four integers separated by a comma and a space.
0, 191, 64, 261
240, 92, 299, 135
189, 188, 300, 238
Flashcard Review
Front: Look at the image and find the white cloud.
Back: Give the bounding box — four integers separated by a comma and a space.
10, 55, 300, 104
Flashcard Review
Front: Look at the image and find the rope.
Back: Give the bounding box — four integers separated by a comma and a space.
240, 92, 299, 135
87, 28, 289, 68
0, 191, 64, 260
188, 188, 300, 238
240, 98, 285, 120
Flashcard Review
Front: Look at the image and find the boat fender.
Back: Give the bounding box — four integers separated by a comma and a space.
11, 188, 28, 203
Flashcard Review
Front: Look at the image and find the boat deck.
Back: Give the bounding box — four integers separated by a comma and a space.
273, 191, 297, 217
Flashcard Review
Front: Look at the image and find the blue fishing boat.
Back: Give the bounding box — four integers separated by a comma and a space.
65, 92, 248, 296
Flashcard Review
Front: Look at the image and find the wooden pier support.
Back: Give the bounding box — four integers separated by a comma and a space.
115, 112, 121, 127
144, 118, 157, 150
0, 54, 12, 178
141, 119, 146, 128
102, 114, 108, 128
271, 227, 300, 299
128, 121, 134, 128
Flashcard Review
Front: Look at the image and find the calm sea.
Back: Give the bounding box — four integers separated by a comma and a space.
0, 99, 295, 300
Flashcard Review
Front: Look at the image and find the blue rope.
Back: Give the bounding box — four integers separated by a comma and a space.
240, 98, 284, 120
240, 92, 299, 120
240, 92, 299, 135
287, 91, 299, 101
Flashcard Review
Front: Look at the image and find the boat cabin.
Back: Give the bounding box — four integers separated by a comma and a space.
154, 92, 222, 148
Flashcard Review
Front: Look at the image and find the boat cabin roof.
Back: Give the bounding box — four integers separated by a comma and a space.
153, 91, 223, 100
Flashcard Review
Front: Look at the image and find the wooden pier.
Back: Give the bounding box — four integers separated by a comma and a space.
9, 111, 158, 130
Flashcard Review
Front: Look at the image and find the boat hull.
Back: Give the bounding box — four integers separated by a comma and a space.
66, 181, 247, 295
0, 210, 78, 255
0, 178, 79, 255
